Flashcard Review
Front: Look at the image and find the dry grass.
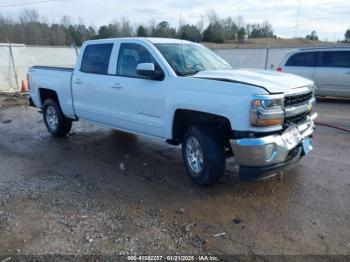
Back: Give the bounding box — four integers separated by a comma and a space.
0, 92, 28, 108
202, 38, 350, 49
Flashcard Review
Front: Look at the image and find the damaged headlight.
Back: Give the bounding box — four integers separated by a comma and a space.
250, 95, 284, 127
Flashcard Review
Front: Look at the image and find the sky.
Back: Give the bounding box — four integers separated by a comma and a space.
1, 0, 350, 41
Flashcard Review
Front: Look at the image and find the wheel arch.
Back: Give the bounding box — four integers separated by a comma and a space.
168, 109, 233, 146
39, 88, 60, 107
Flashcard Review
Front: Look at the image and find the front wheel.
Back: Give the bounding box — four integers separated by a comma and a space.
43, 99, 72, 136
182, 126, 226, 186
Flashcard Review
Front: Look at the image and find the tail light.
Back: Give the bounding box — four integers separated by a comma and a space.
276, 67, 282, 72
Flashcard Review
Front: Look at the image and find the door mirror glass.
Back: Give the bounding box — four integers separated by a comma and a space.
137, 63, 156, 77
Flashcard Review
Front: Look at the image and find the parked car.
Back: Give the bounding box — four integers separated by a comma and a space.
277, 47, 350, 98
28, 38, 317, 186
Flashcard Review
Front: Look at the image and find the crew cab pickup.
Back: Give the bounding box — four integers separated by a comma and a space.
28, 38, 317, 185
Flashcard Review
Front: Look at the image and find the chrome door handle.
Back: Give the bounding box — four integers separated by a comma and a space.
74, 79, 82, 84
111, 83, 122, 89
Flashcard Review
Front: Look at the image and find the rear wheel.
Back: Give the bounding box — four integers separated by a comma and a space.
182, 126, 226, 186
43, 99, 72, 136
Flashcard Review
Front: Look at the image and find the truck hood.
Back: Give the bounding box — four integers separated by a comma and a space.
191, 69, 313, 94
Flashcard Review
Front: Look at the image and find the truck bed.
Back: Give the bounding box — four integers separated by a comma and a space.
28, 65, 76, 118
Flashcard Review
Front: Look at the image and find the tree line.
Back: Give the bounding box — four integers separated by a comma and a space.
1, 9, 349, 46
0, 9, 276, 46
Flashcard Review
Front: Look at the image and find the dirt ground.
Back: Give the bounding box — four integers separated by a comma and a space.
0, 93, 349, 256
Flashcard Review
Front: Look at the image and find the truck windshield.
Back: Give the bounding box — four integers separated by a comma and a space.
154, 43, 232, 76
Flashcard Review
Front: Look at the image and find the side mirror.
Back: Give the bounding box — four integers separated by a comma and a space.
136, 63, 156, 78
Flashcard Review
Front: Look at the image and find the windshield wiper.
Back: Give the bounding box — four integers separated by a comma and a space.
180, 70, 201, 76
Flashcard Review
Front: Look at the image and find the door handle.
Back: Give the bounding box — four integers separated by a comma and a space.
110, 83, 123, 89
74, 79, 82, 84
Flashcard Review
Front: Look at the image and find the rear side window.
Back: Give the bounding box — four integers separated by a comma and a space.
320, 51, 350, 68
286, 52, 317, 67
81, 44, 113, 74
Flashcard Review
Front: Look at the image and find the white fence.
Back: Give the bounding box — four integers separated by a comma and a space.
0, 44, 77, 92
215, 48, 295, 70
0, 43, 296, 92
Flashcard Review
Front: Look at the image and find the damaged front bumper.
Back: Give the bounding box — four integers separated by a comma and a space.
230, 113, 317, 181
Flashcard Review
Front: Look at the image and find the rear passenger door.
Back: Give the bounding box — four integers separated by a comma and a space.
314, 51, 350, 97
284, 51, 318, 81
72, 43, 113, 124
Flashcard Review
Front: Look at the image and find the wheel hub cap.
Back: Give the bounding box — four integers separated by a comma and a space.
46, 106, 59, 130
186, 136, 203, 174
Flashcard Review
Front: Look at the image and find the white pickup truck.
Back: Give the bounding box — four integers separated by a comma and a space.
28, 38, 317, 186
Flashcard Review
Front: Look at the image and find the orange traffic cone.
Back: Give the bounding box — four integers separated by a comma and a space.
21, 79, 29, 93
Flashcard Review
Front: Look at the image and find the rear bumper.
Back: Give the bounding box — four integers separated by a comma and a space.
230, 113, 317, 180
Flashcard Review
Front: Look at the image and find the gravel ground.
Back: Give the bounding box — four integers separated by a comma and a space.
0, 94, 349, 256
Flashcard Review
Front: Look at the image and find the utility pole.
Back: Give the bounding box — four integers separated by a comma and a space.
264, 39, 270, 70
7, 39, 20, 91
294, 0, 301, 38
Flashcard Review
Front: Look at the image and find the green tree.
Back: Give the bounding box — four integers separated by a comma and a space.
223, 17, 238, 40
177, 24, 201, 42
306, 30, 318, 41
152, 21, 176, 38
237, 27, 246, 43
136, 25, 148, 37
202, 22, 225, 43
97, 25, 116, 39
345, 28, 350, 42
248, 21, 274, 38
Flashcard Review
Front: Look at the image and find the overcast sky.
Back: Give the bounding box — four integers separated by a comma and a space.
1, 0, 350, 41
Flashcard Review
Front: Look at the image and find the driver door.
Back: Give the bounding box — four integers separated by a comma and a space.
108, 42, 167, 138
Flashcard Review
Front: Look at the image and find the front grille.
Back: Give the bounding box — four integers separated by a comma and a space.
284, 92, 312, 107
284, 112, 308, 129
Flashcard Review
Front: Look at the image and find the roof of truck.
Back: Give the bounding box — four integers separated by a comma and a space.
146, 38, 193, 44
84, 37, 194, 45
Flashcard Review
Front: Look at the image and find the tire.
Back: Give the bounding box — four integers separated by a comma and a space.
43, 98, 72, 136
182, 125, 226, 186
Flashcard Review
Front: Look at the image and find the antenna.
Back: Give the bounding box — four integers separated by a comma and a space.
179, 9, 183, 40
179, 8, 184, 69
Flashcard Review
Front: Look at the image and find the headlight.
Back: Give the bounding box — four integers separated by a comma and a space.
250, 95, 284, 127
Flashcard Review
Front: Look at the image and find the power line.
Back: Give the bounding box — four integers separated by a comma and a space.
0, 0, 59, 8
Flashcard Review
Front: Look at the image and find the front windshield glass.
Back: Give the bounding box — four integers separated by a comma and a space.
154, 43, 232, 76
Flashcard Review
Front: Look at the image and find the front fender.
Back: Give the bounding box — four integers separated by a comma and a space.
164, 78, 267, 139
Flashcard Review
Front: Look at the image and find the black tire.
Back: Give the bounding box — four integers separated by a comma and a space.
43, 98, 72, 136
182, 125, 226, 186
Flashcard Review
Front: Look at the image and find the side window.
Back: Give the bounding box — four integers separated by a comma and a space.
286, 52, 317, 67
80, 44, 113, 74
320, 51, 350, 68
117, 43, 159, 78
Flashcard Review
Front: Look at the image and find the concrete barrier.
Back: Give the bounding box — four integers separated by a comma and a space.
0, 43, 296, 92
214, 48, 295, 70
0, 44, 77, 92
